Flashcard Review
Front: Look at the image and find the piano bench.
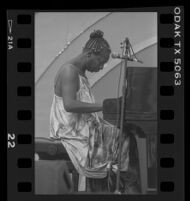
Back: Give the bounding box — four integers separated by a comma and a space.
35, 137, 79, 192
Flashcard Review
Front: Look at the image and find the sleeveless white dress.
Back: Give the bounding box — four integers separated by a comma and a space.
50, 74, 130, 179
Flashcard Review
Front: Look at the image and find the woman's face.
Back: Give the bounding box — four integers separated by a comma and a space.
87, 50, 110, 72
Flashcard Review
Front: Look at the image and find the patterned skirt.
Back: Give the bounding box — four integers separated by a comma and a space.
86, 123, 142, 194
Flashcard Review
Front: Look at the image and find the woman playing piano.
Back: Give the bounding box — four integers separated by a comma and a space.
50, 30, 141, 193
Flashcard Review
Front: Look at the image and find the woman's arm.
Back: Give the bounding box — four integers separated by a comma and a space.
61, 65, 103, 113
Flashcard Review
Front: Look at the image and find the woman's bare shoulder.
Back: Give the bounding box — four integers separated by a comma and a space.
58, 64, 79, 87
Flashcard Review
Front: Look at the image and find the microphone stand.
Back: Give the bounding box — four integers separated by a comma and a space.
114, 38, 130, 194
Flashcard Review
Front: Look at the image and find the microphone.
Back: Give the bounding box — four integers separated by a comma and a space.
111, 53, 143, 63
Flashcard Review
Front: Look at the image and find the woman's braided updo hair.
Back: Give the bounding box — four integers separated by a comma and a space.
83, 30, 111, 54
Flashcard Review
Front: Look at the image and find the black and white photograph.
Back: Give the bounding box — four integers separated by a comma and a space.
34, 12, 157, 194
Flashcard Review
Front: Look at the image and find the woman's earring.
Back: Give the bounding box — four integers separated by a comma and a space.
87, 52, 91, 57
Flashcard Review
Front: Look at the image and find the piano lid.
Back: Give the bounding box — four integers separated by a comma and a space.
103, 67, 157, 121
126, 67, 157, 114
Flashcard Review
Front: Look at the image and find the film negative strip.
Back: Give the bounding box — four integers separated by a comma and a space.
7, 7, 184, 201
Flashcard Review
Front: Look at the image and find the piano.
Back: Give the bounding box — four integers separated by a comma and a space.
103, 66, 157, 193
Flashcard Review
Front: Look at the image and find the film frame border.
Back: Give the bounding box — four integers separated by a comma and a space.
6, 7, 184, 201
